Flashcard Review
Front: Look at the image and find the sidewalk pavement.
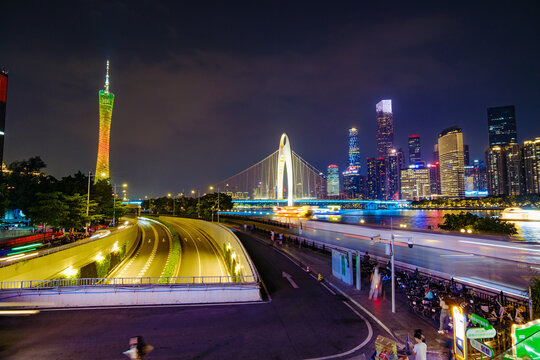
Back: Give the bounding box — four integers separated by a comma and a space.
238, 225, 450, 360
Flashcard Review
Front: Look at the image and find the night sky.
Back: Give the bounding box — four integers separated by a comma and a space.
2, 1, 540, 198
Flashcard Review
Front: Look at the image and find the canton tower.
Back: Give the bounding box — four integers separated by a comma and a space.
95, 60, 114, 183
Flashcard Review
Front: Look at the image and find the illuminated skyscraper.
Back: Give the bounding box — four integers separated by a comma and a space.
366, 157, 386, 200
386, 149, 400, 200
504, 143, 522, 195
343, 127, 362, 199
95, 61, 114, 183
522, 138, 540, 194
327, 165, 340, 197
376, 100, 393, 157
487, 105, 517, 147
486, 146, 506, 196
438, 126, 465, 198
408, 135, 421, 165
348, 127, 361, 168
0, 69, 7, 167
400, 166, 431, 200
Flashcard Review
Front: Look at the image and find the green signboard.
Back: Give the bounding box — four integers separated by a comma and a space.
466, 327, 497, 339
470, 339, 494, 358
512, 320, 540, 360
470, 314, 491, 329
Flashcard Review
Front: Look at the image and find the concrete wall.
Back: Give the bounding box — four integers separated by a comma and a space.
0, 224, 139, 281
161, 217, 258, 280
0, 284, 261, 308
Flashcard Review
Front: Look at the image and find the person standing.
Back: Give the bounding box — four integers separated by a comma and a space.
270, 230, 274, 242
368, 265, 381, 300
438, 296, 449, 334
409, 330, 427, 360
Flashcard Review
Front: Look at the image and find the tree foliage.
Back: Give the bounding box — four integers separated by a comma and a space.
531, 277, 540, 318
438, 211, 517, 235
27, 192, 69, 228
4, 157, 128, 229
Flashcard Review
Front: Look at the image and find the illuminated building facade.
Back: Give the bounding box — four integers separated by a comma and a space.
431, 144, 441, 195
400, 166, 431, 200
95, 61, 115, 183
327, 165, 340, 197
343, 127, 362, 199
522, 138, 540, 194
504, 143, 522, 195
343, 167, 361, 199
487, 105, 517, 147
486, 146, 506, 196
386, 150, 401, 200
428, 162, 441, 195
408, 135, 421, 165
366, 157, 386, 200
464, 160, 488, 196
376, 100, 393, 157
348, 127, 361, 168
0, 69, 7, 167
438, 126, 465, 198
463, 144, 470, 166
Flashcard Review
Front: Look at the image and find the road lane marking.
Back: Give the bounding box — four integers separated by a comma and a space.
321, 283, 336, 295
137, 223, 160, 277
180, 220, 226, 278
282, 271, 298, 288
181, 226, 202, 277
304, 301, 373, 360
116, 225, 147, 279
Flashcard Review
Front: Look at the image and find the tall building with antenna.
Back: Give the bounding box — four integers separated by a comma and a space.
95, 60, 114, 182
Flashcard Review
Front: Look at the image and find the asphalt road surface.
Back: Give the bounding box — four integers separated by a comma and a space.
109, 218, 172, 279
162, 217, 229, 279
0, 231, 375, 359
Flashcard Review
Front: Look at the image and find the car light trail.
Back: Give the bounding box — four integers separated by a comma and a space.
458, 240, 540, 253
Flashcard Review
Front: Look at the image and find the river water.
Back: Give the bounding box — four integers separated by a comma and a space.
331, 209, 540, 243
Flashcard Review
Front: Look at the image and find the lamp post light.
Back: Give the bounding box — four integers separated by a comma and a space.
191, 189, 200, 218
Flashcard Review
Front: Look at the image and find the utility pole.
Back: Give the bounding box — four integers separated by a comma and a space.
112, 184, 116, 227
85, 171, 92, 235
217, 186, 220, 223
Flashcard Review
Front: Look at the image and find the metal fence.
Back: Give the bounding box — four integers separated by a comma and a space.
0, 276, 259, 290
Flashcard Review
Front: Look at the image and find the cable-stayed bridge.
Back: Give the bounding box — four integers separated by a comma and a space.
215, 134, 326, 206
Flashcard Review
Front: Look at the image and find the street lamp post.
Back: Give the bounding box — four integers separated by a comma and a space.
85, 171, 92, 235
112, 184, 117, 227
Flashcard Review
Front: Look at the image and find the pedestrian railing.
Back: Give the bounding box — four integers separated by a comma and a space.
0, 276, 259, 290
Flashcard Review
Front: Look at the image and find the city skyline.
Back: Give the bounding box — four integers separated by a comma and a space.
2, 1, 540, 198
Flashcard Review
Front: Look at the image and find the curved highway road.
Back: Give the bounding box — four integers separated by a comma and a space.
161, 217, 229, 280
109, 218, 172, 279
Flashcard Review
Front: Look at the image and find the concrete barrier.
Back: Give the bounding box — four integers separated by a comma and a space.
0, 284, 261, 307
0, 224, 139, 281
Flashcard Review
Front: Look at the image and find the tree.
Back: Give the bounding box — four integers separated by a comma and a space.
56, 171, 89, 196
27, 192, 68, 229
91, 179, 114, 224
5, 157, 55, 215
531, 278, 540, 318
0, 181, 8, 219
62, 193, 91, 232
